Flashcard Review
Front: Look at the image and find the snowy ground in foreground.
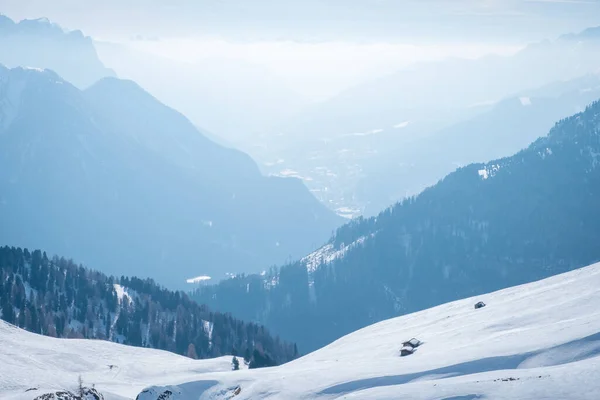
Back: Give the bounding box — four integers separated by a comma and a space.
0, 323, 243, 400
3, 262, 600, 400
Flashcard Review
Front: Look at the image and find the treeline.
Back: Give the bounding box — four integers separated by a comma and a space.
192, 99, 600, 352
0, 246, 297, 365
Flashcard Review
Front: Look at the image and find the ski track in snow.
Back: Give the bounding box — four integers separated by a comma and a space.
2, 263, 600, 399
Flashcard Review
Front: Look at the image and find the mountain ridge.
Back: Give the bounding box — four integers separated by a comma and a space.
252, 27, 600, 217
193, 98, 600, 352
0, 15, 114, 88
0, 65, 342, 288
355, 74, 600, 214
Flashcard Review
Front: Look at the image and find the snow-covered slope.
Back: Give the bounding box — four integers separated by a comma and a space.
140, 261, 600, 399
0, 324, 244, 400
3, 262, 600, 399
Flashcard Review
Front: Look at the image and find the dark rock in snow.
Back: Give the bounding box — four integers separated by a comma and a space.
33, 387, 104, 400
136, 387, 179, 400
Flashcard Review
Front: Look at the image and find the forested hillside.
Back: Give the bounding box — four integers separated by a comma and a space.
193, 99, 600, 352
0, 246, 297, 365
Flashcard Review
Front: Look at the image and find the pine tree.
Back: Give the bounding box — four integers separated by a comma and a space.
1, 299, 15, 324
232, 356, 240, 371
244, 348, 251, 364
105, 312, 111, 339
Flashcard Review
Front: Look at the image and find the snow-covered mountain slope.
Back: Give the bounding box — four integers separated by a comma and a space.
152, 261, 600, 399
4, 262, 600, 400
0, 322, 245, 400
195, 97, 600, 353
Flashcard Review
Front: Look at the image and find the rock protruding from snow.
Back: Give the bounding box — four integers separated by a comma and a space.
136, 387, 180, 400
135, 381, 223, 400
33, 387, 104, 400
81, 387, 104, 400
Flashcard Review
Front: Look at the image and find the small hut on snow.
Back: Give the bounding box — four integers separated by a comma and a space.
400, 338, 422, 356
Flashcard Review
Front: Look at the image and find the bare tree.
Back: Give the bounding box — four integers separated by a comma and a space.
77, 375, 84, 398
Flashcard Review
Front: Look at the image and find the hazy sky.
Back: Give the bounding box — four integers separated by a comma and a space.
130, 39, 520, 100
2, 0, 599, 43
2, 0, 598, 99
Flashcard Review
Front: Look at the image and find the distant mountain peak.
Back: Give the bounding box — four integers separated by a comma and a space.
31, 17, 51, 24
0, 15, 113, 88
0, 64, 64, 83
87, 75, 146, 96
0, 14, 89, 41
15, 17, 63, 34
559, 26, 600, 41
0, 14, 13, 22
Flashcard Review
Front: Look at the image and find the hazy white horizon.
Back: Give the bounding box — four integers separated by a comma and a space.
113, 38, 522, 101
3, 0, 595, 100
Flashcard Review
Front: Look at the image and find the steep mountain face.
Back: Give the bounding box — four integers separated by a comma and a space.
0, 66, 341, 287
0, 246, 297, 365
0, 15, 114, 88
193, 99, 600, 352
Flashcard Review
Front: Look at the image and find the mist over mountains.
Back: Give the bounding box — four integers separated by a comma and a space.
94, 41, 309, 145
1, 8, 600, 400
0, 65, 341, 288
356, 74, 600, 214
257, 28, 600, 216
0, 15, 114, 88
194, 99, 600, 351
